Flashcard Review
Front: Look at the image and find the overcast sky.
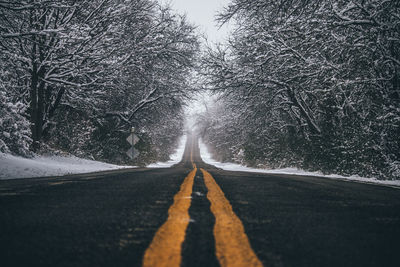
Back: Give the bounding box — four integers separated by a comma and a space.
158, 1, 232, 125
160, 0, 232, 43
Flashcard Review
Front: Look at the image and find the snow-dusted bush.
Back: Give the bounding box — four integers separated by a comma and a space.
0, 91, 32, 156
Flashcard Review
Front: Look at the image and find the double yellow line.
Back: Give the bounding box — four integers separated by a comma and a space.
142, 166, 197, 267
142, 143, 262, 267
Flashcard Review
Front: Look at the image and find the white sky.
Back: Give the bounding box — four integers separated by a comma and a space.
160, 0, 232, 43
158, 0, 231, 128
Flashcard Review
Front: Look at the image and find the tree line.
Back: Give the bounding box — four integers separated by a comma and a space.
0, 0, 199, 164
197, 0, 400, 179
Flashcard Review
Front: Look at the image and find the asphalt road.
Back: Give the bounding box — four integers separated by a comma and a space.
1, 134, 400, 267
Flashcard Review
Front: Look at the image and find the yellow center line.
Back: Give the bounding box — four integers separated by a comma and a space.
190, 137, 196, 169
200, 168, 263, 267
142, 149, 197, 267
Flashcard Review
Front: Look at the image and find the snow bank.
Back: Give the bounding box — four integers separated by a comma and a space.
147, 135, 187, 168
0, 135, 187, 179
0, 153, 132, 180
198, 139, 400, 188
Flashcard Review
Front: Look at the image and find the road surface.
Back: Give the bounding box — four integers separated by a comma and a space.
1, 134, 400, 267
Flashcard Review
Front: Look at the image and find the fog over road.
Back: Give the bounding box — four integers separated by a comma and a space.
1, 134, 400, 267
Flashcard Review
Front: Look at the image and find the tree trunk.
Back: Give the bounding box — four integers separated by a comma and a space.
286, 86, 321, 135
30, 44, 46, 151
30, 45, 39, 151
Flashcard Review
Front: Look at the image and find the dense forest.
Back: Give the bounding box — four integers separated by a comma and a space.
197, 0, 400, 179
0, 0, 199, 164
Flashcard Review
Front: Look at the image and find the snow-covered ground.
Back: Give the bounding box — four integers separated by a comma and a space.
198, 139, 400, 188
0, 135, 187, 180
0, 153, 133, 180
147, 135, 187, 168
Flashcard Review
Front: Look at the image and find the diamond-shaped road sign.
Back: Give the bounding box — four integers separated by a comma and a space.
126, 133, 140, 146
126, 147, 140, 160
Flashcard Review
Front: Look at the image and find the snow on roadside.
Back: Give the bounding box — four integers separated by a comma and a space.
0, 153, 133, 180
147, 135, 187, 168
0, 135, 187, 179
198, 139, 400, 188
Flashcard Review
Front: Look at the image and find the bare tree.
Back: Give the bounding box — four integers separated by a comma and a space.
198, 0, 400, 178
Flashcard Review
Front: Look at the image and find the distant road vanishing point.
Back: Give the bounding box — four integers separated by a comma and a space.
1, 134, 400, 267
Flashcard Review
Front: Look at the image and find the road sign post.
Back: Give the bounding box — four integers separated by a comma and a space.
126, 147, 140, 160
126, 127, 140, 160
126, 133, 140, 146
